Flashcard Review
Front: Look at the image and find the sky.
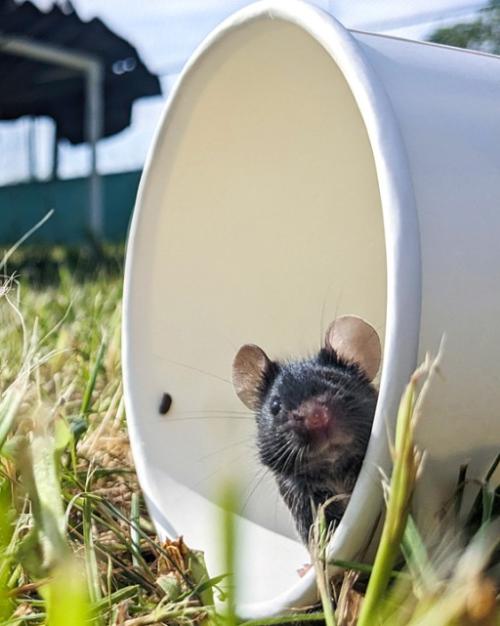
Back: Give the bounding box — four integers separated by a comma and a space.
0, 0, 488, 184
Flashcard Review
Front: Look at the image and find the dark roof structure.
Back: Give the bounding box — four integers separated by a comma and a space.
0, 0, 162, 144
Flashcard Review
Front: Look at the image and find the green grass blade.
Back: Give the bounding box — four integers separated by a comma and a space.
220, 482, 238, 625
240, 613, 326, 626
45, 562, 90, 626
82, 493, 102, 608
92, 585, 139, 612
465, 452, 500, 529
310, 503, 336, 626
29, 418, 68, 567
79, 338, 106, 425
329, 558, 409, 580
0, 375, 29, 453
130, 491, 141, 569
401, 514, 438, 592
357, 377, 417, 626
454, 463, 468, 519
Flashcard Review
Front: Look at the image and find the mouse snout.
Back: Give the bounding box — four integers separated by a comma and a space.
289, 399, 335, 438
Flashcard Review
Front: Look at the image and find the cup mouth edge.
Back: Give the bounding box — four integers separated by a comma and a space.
122, 0, 423, 617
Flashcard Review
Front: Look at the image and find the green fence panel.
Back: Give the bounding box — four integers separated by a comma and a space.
0, 170, 141, 245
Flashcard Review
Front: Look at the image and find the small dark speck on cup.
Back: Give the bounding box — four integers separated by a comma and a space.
159, 392, 172, 415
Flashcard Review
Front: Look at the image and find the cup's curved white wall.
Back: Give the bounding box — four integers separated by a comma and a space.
123, 1, 500, 618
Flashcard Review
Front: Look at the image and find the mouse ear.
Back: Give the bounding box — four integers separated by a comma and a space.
324, 315, 382, 381
232, 344, 272, 410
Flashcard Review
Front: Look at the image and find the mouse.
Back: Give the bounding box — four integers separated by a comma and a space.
231, 315, 381, 545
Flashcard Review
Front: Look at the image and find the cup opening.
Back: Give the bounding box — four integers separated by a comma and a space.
123, 1, 421, 616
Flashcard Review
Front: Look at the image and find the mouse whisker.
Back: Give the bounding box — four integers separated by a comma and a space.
267, 440, 297, 473
155, 357, 233, 385
239, 466, 273, 514
161, 416, 254, 423
195, 436, 255, 462
174, 409, 253, 416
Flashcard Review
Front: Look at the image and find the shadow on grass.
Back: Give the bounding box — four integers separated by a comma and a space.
0, 243, 125, 287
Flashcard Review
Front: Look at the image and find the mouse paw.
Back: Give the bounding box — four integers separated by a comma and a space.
297, 563, 313, 577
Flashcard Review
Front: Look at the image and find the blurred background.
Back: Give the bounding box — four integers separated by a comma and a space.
0, 0, 498, 246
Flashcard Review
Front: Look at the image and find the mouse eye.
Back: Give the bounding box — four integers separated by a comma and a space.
270, 397, 281, 416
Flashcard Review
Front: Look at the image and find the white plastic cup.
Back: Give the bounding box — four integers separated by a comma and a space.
123, 1, 500, 618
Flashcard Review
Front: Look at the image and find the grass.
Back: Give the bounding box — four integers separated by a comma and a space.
0, 245, 498, 625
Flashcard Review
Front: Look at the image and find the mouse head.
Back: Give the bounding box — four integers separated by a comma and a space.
232, 315, 381, 475
232, 315, 381, 410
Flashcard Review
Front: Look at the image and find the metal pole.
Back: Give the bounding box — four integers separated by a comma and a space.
27, 117, 36, 181
52, 125, 59, 180
0, 34, 105, 238
86, 63, 104, 237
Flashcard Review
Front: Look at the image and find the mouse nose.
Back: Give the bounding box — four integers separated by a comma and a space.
289, 400, 333, 435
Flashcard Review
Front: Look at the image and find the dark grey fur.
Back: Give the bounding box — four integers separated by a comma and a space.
255, 348, 377, 544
